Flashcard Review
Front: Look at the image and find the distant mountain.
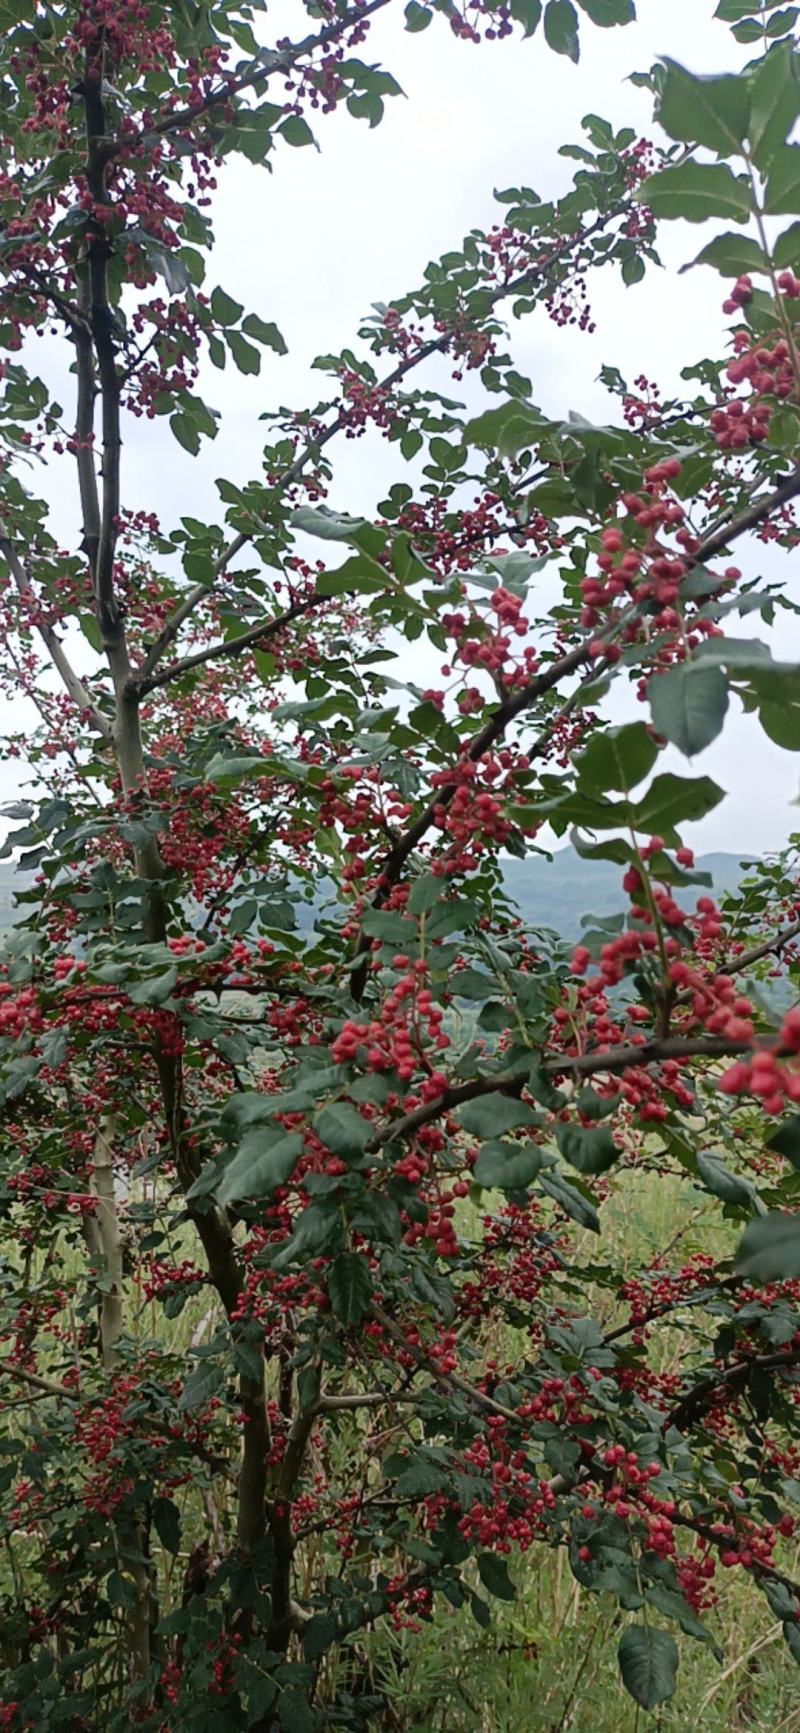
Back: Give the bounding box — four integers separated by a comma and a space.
0, 862, 26, 931
500, 849, 751, 941
0, 850, 752, 940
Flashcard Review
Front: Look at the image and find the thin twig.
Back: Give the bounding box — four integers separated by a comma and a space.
0, 538, 113, 741
139, 210, 633, 678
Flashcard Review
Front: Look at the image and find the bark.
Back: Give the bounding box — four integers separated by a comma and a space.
86, 1115, 151, 1686
69, 41, 272, 1670
89, 1117, 124, 1368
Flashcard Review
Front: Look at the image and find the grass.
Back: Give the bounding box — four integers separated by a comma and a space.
355, 1170, 800, 1730
4, 1154, 800, 1727
362, 1580, 799, 1732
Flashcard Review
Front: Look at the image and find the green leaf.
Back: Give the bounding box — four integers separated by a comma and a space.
394, 1455, 448, 1497
179, 1360, 224, 1412
766, 1115, 800, 1169
277, 1688, 317, 1733
577, 0, 634, 21
696, 1149, 755, 1206
359, 909, 417, 944
509, 0, 542, 35
128, 967, 178, 1006
555, 1122, 619, 1175
463, 400, 544, 457
657, 59, 750, 155
645, 1586, 723, 1659
695, 636, 786, 673
648, 663, 729, 757
618, 1626, 679, 1709
571, 832, 633, 866
622, 253, 645, 285
766, 144, 800, 214
229, 898, 257, 935
217, 1130, 303, 1206
170, 412, 200, 455
273, 1200, 342, 1268
408, 872, 444, 914
292, 505, 384, 557
749, 41, 800, 173
328, 1251, 372, 1324
227, 331, 261, 375
544, 0, 580, 61
347, 90, 384, 127
575, 1086, 622, 1122
477, 1552, 516, 1600
575, 721, 658, 793
152, 1496, 181, 1556
784, 1619, 800, 1664
210, 286, 244, 327
145, 242, 191, 296
640, 162, 751, 223
731, 7, 797, 39
760, 700, 800, 750
683, 231, 768, 277
314, 1103, 369, 1160
280, 115, 316, 148
453, 967, 494, 1000
405, 1, 433, 28
106, 1570, 137, 1609
715, 0, 784, 19
735, 1213, 800, 1280
766, 403, 800, 451
350, 1193, 401, 1248
240, 314, 287, 353
457, 1093, 539, 1137
315, 552, 387, 597
473, 1140, 549, 1190
765, 1579, 800, 1621
631, 773, 725, 839
426, 898, 481, 940
185, 1161, 221, 1202
205, 752, 271, 785
303, 1613, 338, 1660
774, 224, 800, 272
538, 1170, 600, 1231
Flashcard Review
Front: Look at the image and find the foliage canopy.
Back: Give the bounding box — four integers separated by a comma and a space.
3, 0, 800, 1726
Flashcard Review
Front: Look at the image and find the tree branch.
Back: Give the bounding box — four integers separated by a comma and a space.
366, 1035, 762, 1155
73, 279, 102, 582
147, 0, 392, 146
318, 1388, 421, 1411
133, 589, 320, 697
727, 915, 800, 977
665, 1345, 800, 1434
0, 1359, 76, 1401
70, 55, 274, 1567
0, 537, 113, 741
349, 467, 800, 998
695, 465, 800, 563
140, 211, 634, 678
82, 72, 124, 657
370, 1301, 523, 1425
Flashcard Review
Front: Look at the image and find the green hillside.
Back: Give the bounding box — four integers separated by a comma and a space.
500, 848, 751, 940
0, 850, 751, 938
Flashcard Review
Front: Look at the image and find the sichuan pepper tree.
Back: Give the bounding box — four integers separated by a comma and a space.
4, 0, 800, 1724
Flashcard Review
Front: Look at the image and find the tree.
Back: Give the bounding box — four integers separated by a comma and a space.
2, 0, 800, 1724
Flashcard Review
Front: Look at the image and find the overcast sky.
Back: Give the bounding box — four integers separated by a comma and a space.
4, 0, 800, 860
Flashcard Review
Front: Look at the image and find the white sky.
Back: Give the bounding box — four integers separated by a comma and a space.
3, 0, 800, 858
